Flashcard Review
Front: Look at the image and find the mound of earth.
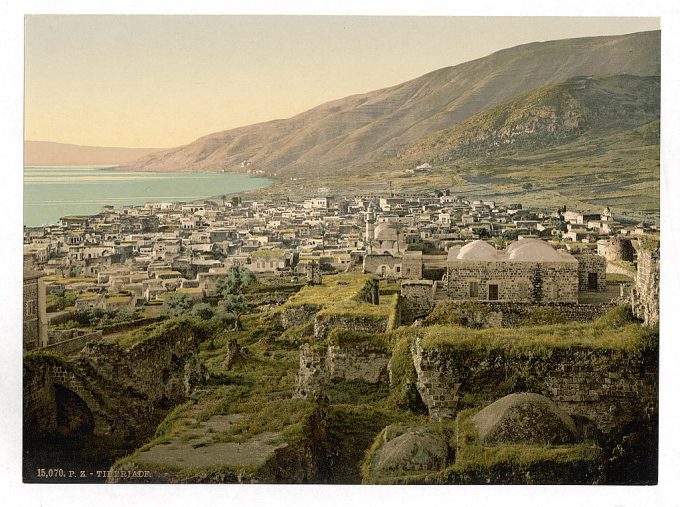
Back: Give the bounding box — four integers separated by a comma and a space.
374, 425, 450, 472
471, 392, 578, 445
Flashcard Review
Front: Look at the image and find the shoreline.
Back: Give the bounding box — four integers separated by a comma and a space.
23, 165, 273, 228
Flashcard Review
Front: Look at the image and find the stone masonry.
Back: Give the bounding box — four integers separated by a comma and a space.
296, 342, 390, 398
411, 336, 657, 433
631, 248, 660, 327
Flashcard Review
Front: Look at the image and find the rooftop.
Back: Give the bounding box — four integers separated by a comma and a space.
448, 239, 576, 263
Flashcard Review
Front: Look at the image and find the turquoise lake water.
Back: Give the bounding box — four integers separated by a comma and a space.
24, 166, 272, 227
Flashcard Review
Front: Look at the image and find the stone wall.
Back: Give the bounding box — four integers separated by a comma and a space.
575, 254, 607, 291
411, 336, 657, 434
44, 330, 103, 355
296, 342, 390, 398
631, 248, 660, 327
400, 280, 435, 323
598, 237, 635, 262
24, 321, 205, 441
279, 304, 321, 329
363, 252, 423, 280
313, 313, 389, 340
425, 301, 615, 328
446, 261, 579, 304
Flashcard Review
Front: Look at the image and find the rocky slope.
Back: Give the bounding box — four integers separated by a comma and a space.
396, 74, 660, 165
120, 30, 660, 176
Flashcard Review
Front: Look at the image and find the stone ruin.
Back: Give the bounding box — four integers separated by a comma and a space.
471, 392, 578, 445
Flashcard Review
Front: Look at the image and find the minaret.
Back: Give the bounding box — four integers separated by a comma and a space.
365, 202, 376, 254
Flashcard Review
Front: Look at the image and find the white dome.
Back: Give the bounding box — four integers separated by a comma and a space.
507, 239, 564, 261
374, 223, 398, 241
457, 240, 498, 261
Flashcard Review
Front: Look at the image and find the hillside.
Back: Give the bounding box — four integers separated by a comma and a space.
245, 74, 659, 220
397, 74, 660, 164
121, 30, 660, 176
24, 141, 164, 166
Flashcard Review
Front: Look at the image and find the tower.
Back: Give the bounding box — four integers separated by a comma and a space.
365, 202, 376, 254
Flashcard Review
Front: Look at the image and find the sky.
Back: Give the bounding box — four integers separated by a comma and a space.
24, 15, 660, 148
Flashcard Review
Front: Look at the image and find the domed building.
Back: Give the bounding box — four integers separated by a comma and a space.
446, 238, 582, 303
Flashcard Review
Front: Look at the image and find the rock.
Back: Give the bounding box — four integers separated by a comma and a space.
222, 339, 249, 369
472, 392, 578, 445
375, 425, 450, 472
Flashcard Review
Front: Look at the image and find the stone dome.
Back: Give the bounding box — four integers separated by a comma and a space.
506, 238, 565, 262
471, 392, 578, 445
457, 240, 498, 261
374, 222, 398, 241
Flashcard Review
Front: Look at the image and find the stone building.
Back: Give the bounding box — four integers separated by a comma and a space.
363, 251, 423, 279
573, 254, 607, 291
445, 239, 579, 303
23, 269, 48, 350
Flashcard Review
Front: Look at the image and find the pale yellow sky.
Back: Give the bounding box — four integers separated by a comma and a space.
24, 16, 660, 148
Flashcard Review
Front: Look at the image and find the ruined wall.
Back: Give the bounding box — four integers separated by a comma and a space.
411, 337, 657, 433
279, 304, 321, 329
446, 261, 578, 304
598, 237, 635, 262
296, 342, 390, 398
575, 254, 607, 291
631, 248, 660, 327
400, 280, 435, 323
44, 330, 103, 355
425, 301, 615, 328
313, 314, 388, 340
24, 322, 205, 440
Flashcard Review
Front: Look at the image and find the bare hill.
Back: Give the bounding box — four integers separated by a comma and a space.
24, 141, 164, 166
121, 30, 660, 176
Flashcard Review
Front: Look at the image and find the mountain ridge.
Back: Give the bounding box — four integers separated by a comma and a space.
120, 30, 660, 176
24, 141, 164, 166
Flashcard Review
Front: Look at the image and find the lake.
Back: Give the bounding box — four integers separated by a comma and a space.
24, 166, 272, 227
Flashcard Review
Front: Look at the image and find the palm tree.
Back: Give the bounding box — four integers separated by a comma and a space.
318, 222, 328, 255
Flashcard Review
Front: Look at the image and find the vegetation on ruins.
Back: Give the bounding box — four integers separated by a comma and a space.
414, 306, 656, 355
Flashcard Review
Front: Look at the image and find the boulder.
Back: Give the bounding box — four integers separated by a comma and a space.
375, 425, 450, 472
471, 392, 578, 445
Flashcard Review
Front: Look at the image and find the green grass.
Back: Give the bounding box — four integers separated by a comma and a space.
327, 328, 389, 352
451, 409, 601, 473
279, 274, 398, 320
411, 306, 655, 355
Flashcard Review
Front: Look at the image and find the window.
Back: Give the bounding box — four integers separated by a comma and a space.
396, 266, 401, 273
588, 272, 598, 290
469, 281, 479, 298
488, 284, 499, 301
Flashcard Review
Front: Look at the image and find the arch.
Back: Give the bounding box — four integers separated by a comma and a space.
47, 366, 113, 437
53, 384, 95, 436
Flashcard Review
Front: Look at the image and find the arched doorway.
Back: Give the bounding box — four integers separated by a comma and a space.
53, 384, 95, 436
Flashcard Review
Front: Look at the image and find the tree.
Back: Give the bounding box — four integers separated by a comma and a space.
318, 222, 328, 255
493, 236, 508, 250
218, 294, 251, 331
191, 302, 215, 321
394, 221, 404, 253
162, 293, 193, 317
213, 265, 256, 298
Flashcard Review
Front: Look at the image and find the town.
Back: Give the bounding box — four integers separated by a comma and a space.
22, 189, 660, 485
